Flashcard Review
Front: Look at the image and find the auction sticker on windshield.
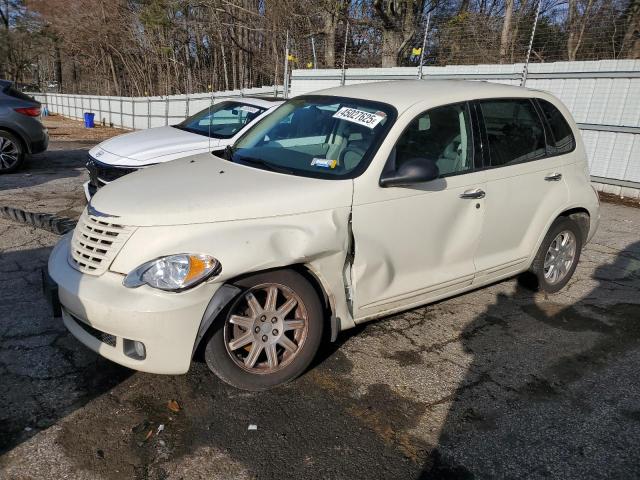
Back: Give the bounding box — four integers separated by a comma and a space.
332, 107, 385, 129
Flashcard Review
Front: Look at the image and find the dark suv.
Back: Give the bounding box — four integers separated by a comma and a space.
0, 80, 49, 173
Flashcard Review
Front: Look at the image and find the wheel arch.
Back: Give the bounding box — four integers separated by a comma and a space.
191, 264, 337, 358
528, 205, 592, 272
0, 125, 29, 154
558, 207, 590, 243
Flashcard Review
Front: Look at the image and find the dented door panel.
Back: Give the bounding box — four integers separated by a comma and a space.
350, 172, 486, 321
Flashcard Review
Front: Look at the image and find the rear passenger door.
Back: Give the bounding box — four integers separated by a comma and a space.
473, 98, 570, 283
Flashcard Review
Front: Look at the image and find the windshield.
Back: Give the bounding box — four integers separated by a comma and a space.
230, 95, 396, 179
175, 101, 267, 139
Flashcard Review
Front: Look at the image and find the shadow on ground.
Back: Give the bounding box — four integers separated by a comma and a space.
0, 246, 132, 454
420, 241, 640, 478
0, 143, 92, 192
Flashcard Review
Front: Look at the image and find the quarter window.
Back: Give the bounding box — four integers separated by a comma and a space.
480, 99, 546, 167
393, 103, 474, 177
537, 99, 575, 155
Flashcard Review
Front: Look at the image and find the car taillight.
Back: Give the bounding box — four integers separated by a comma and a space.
14, 106, 41, 117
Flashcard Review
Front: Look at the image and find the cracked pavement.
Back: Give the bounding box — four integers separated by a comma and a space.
1, 116, 639, 479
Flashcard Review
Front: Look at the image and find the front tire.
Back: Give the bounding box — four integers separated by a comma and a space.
529, 217, 583, 293
204, 270, 324, 391
0, 131, 25, 173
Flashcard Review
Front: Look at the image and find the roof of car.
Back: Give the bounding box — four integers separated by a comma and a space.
310, 80, 545, 113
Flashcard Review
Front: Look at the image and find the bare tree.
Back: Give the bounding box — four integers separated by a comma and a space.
621, 0, 640, 58
499, 0, 514, 62
567, 0, 596, 60
373, 0, 429, 67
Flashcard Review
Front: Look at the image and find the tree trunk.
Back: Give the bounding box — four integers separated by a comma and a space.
374, 0, 424, 68
55, 45, 63, 93
381, 28, 405, 67
621, 0, 640, 59
567, 0, 595, 61
499, 0, 514, 63
323, 12, 338, 67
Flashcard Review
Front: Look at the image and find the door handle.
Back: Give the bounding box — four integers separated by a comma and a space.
545, 172, 562, 181
460, 188, 486, 199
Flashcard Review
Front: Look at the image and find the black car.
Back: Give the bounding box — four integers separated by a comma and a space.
0, 80, 49, 173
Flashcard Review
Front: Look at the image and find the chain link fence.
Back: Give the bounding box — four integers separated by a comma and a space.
281, 0, 637, 92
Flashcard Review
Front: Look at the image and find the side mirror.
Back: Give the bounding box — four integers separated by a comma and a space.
379, 157, 439, 187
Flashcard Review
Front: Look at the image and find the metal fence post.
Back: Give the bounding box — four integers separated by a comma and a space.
186, 94, 190, 118
148, 98, 151, 129
120, 97, 124, 128
165, 97, 169, 125
521, 0, 542, 87
131, 98, 135, 129
340, 22, 350, 86
417, 13, 431, 80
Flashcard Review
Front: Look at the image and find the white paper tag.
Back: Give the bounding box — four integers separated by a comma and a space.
237, 105, 260, 114
332, 107, 385, 129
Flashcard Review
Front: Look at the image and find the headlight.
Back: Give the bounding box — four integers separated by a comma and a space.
123, 254, 220, 291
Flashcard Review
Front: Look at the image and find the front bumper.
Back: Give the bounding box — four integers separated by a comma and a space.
47, 234, 220, 374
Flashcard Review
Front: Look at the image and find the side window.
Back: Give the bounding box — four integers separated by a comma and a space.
537, 99, 576, 155
480, 99, 546, 167
394, 103, 474, 177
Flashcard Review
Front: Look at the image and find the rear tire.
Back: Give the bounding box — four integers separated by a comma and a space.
204, 269, 324, 391
529, 217, 583, 293
0, 131, 25, 173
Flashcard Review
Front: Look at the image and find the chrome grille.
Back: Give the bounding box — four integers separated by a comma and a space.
69, 209, 134, 275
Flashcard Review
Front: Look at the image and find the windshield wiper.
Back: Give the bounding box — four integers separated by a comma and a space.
236, 156, 294, 175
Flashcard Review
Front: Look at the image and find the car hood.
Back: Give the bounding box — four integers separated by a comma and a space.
89, 154, 354, 226
94, 126, 218, 164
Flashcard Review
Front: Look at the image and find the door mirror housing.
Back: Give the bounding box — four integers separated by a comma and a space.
379, 157, 440, 187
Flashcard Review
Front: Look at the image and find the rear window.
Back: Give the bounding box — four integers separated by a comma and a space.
4, 86, 38, 104
480, 99, 546, 167
537, 99, 575, 155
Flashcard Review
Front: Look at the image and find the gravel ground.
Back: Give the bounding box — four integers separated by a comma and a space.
0, 117, 639, 479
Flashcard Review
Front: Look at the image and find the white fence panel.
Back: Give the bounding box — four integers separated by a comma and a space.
31, 86, 282, 131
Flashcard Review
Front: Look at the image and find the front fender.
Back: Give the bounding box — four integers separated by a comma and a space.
110, 207, 355, 333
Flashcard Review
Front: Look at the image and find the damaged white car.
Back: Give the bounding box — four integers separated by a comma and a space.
45, 80, 600, 390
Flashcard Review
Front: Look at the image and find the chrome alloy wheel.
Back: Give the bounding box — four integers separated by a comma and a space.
0, 136, 19, 170
543, 230, 577, 285
224, 283, 309, 374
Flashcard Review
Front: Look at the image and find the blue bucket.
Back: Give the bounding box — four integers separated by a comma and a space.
83, 112, 95, 128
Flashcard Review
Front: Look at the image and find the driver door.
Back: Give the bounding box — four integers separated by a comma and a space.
350, 102, 486, 320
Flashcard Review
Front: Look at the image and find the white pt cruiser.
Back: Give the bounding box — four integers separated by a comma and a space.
46, 81, 600, 391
